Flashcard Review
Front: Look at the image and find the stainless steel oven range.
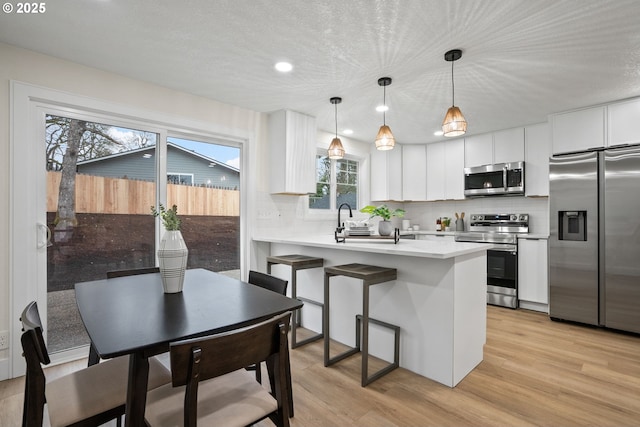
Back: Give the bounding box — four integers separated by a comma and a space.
454, 213, 529, 309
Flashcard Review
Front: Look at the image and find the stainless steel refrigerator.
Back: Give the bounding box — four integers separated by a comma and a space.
549, 146, 640, 334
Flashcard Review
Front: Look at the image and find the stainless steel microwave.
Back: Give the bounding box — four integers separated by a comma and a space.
464, 161, 525, 197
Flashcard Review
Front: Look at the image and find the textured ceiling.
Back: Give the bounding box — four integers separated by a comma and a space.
1, 0, 640, 144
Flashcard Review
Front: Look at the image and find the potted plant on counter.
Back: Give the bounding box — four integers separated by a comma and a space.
360, 204, 406, 236
151, 204, 188, 293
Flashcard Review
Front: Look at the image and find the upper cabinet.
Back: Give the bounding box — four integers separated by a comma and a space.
493, 128, 525, 164
524, 123, 551, 196
464, 128, 524, 167
427, 138, 464, 201
551, 106, 606, 154
608, 98, 640, 147
464, 134, 493, 167
268, 110, 316, 194
402, 145, 427, 201
370, 145, 403, 201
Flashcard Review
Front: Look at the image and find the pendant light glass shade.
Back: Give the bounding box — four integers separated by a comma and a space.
375, 77, 395, 150
375, 125, 395, 150
328, 97, 345, 159
442, 49, 467, 137
442, 106, 467, 137
328, 137, 345, 159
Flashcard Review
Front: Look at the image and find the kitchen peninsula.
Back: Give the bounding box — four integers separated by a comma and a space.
252, 235, 492, 387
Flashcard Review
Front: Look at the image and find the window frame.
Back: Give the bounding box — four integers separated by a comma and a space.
308, 150, 362, 214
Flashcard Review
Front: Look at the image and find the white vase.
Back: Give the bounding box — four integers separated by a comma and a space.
157, 230, 188, 293
378, 220, 393, 236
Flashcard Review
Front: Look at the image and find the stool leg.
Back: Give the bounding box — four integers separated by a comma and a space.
323, 272, 330, 366
291, 267, 299, 347
362, 281, 370, 387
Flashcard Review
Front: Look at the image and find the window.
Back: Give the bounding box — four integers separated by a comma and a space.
167, 173, 194, 185
309, 155, 359, 210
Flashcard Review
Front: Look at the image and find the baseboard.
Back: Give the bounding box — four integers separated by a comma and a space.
519, 300, 549, 313
0, 356, 9, 381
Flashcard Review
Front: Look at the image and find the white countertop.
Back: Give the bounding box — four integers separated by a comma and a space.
253, 234, 493, 259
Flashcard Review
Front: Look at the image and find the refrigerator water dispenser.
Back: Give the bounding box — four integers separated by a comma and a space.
559, 211, 587, 241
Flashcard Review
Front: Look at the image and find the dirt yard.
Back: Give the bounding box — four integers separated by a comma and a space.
47, 213, 239, 292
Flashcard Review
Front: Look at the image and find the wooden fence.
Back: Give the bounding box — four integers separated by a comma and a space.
47, 171, 239, 216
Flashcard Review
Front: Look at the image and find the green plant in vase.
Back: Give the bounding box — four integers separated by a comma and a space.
151, 204, 187, 293
151, 204, 181, 230
360, 204, 405, 236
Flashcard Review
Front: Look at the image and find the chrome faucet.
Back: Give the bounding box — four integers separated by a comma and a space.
337, 203, 353, 233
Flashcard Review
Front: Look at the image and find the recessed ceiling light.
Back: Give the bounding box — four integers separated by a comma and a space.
342, 129, 354, 135
376, 105, 389, 112
434, 130, 444, 136
275, 62, 293, 72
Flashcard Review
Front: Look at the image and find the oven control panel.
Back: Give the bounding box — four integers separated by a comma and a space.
468, 213, 529, 233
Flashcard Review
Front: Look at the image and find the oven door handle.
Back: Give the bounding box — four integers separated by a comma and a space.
488, 246, 517, 253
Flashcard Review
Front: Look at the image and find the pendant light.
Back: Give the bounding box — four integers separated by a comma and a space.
375, 77, 396, 150
442, 49, 467, 137
327, 97, 345, 159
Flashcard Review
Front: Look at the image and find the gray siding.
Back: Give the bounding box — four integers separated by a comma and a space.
77, 146, 240, 189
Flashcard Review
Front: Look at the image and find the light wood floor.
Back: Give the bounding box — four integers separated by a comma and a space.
2, 306, 640, 426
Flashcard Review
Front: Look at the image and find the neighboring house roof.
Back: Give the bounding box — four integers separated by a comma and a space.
77, 142, 239, 173
76, 142, 240, 189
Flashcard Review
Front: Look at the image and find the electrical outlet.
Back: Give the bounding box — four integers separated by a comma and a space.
0, 331, 8, 350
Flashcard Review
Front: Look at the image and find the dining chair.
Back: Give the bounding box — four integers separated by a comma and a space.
246, 270, 289, 381
145, 311, 293, 427
87, 266, 161, 367
247, 270, 295, 417
106, 266, 160, 278
19, 301, 172, 427
248, 270, 289, 296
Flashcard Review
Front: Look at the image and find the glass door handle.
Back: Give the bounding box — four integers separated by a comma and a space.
37, 223, 52, 248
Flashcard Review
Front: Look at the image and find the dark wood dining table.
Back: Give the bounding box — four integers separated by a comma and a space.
75, 268, 303, 427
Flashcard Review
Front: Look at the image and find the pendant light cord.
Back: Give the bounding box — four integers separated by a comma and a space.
383, 84, 387, 126
334, 102, 338, 137
451, 59, 455, 107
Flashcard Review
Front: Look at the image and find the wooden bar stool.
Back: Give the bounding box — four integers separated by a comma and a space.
267, 254, 325, 349
323, 263, 400, 387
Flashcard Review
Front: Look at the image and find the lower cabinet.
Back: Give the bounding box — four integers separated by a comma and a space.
518, 238, 548, 312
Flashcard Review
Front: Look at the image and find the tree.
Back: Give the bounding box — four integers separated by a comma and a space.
46, 115, 129, 239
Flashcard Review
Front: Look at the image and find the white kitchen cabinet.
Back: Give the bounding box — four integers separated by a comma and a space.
370, 145, 403, 201
402, 144, 427, 200
444, 138, 465, 199
518, 237, 548, 312
464, 133, 493, 167
551, 106, 606, 154
426, 142, 445, 200
465, 129, 524, 167
493, 127, 525, 164
427, 139, 465, 201
268, 110, 316, 194
608, 97, 640, 147
524, 123, 551, 196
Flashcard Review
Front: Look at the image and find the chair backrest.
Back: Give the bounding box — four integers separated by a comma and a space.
106, 266, 160, 278
248, 270, 288, 295
20, 301, 50, 427
169, 311, 292, 426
